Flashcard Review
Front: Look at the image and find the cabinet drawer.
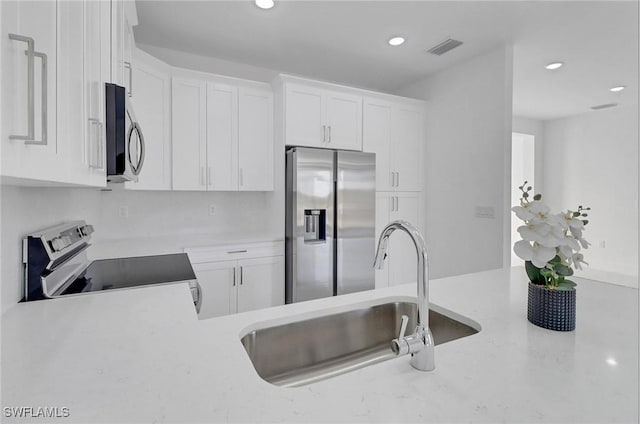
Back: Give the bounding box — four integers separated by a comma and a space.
185, 241, 284, 264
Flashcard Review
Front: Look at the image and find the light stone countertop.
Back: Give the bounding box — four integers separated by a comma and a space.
1, 268, 638, 423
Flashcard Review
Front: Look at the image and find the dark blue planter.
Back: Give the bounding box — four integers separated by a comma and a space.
527, 282, 576, 331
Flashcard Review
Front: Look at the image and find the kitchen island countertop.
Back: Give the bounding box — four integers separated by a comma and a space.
1, 268, 638, 423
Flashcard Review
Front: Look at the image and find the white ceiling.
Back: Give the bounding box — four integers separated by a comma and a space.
134, 1, 639, 121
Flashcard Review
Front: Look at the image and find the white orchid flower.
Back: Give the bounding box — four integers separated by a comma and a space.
512, 200, 550, 222
513, 240, 557, 268
572, 253, 588, 270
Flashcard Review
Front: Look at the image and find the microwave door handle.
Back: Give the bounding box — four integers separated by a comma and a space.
127, 122, 145, 176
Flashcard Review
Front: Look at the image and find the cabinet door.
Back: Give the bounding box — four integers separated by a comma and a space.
110, 0, 124, 85
172, 77, 207, 190
81, 0, 110, 186
193, 261, 237, 320
206, 82, 238, 191
284, 84, 325, 147
122, 18, 134, 98
57, 0, 86, 184
325, 90, 362, 151
237, 256, 285, 313
388, 192, 420, 286
238, 87, 273, 191
363, 98, 392, 191
1, 0, 61, 182
126, 53, 171, 190
391, 104, 422, 192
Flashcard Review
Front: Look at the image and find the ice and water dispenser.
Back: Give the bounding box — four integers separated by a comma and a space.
304, 209, 326, 243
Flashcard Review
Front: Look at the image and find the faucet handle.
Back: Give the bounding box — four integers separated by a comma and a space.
397, 314, 409, 340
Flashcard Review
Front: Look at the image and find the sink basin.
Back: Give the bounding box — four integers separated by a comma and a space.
240, 300, 480, 387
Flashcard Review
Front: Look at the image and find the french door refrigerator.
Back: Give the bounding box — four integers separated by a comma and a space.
285, 147, 375, 303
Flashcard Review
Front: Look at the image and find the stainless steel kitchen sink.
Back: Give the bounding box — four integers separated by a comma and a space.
240, 301, 480, 387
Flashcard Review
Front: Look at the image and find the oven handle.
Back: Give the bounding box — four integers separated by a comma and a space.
194, 281, 202, 314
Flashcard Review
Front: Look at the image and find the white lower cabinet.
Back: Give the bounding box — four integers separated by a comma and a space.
375, 192, 420, 288
186, 242, 284, 319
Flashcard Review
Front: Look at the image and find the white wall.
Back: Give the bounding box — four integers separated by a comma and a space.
137, 43, 279, 83
542, 105, 638, 287
394, 46, 514, 279
1, 185, 284, 314
512, 116, 545, 193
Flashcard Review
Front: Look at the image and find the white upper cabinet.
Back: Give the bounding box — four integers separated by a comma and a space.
1, 0, 109, 186
125, 49, 172, 191
363, 99, 393, 191
285, 84, 325, 147
172, 70, 274, 192
325, 90, 362, 151
172, 77, 207, 191
392, 105, 422, 192
238, 87, 274, 191
363, 96, 424, 192
1, 1, 61, 183
283, 80, 362, 151
206, 83, 238, 191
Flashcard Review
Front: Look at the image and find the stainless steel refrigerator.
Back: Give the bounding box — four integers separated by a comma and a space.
286, 147, 375, 303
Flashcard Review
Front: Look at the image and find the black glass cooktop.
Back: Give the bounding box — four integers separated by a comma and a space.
61, 253, 196, 295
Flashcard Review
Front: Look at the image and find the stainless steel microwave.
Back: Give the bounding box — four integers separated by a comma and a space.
105, 83, 145, 183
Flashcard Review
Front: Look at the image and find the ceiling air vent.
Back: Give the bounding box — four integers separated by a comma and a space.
591, 103, 618, 110
427, 38, 463, 56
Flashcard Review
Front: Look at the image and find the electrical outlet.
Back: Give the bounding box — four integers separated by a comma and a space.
118, 206, 129, 218
474, 206, 495, 219
208, 204, 216, 216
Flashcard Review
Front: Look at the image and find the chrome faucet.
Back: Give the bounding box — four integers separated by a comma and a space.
373, 220, 435, 371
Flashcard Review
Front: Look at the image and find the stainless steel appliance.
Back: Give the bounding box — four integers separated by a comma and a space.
285, 147, 375, 303
23, 221, 200, 311
105, 83, 145, 183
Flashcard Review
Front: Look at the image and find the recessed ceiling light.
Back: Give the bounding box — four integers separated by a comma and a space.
545, 62, 563, 70
255, 0, 274, 9
388, 37, 405, 46
610, 86, 626, 92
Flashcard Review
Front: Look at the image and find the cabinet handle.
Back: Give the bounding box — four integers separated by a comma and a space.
227, 249, 247, 254
8, 34, 48, 146
124, 61, 132, 97
200, 167, 206, 186
322, 125, 327, 143
240, 266, 243, 285
233, 267, 236, 286
396, 196, 399, 211
396, 172, 400, 187
328, 125, 332, 143
207, 167, 212, 186
239, 168, 244, 187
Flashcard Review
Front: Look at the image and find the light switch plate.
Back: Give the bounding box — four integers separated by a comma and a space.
475, 206, 495, 219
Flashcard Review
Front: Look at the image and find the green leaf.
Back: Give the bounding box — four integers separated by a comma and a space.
533, 194, 541, 201
557, 280, 577, 291
555, 264, 574, 276
525, 261, 545, 285
549, 255, 561, 265
573, 211, 580, 217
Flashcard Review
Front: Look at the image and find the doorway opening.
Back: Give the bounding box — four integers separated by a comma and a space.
511, 132, 535, 266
